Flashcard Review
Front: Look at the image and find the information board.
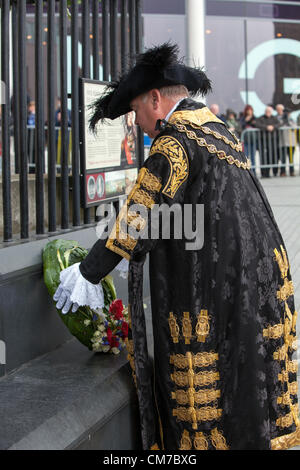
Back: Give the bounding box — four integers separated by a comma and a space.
80, 78, 139, 207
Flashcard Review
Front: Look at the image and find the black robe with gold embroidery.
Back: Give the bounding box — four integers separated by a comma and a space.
79, 99, 299, 450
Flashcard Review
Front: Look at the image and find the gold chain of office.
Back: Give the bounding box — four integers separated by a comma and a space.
172, 120, 251, 171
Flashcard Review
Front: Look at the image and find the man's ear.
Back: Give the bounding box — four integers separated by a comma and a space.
150, 89, 160, 110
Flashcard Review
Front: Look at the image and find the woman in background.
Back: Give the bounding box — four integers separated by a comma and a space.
240, 105, 257, 175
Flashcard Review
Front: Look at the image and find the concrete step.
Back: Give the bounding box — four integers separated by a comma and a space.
0, 338, 141, 450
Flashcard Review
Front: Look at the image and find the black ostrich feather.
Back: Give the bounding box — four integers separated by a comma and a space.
186, 65, 212, 96
135, 42, 179, 69
88, 79, 120, 133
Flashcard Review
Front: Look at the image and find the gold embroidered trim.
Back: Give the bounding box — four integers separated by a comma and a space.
292, 310, 298, 333
185, 352, 198, 429
169, 107, 225, 128
278, 369, 289, 382
263, 323, 284, 339
171, 118, 243, 153
149, 135, 189, 199
173, 406, 222, 425
171, 121, 251, 171
274, 245, 289, 280
105, 238, 131, 260
125, 337, 134, 355
196, 310, 210, 342
277, 391, 293, 406
291, 338, 298, 350
273, 344, 288, 361
106, 167, 161, 259
168, 312, 180, 343
287, 360, 298, 374
272, 246, 299, 432
127, 211, 147, 231
182, 312, 193, 344
139, 168, 162, 192
150, 443, 160, 450
276, 406, 299, 428
171, 370, 220, 387
288, 381, 298, 395
210, 428, 229, 450
277, 383, 298, 405
179, 430, 192, 450
271, 426, 300, 450
130, 187, 156, 209
194, 432, 209, 450
170, 351, 219, 369
127, 353, 135, 372
277, 278, 294, 302
171, 388, 221, 405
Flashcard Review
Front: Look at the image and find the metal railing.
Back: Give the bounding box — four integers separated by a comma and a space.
0, 0, 143, 243
241, 126, 300, 177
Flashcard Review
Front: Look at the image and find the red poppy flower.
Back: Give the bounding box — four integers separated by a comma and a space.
109, 299, 124, 320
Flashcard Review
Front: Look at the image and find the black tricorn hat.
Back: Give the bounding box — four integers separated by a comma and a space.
89, 43, 212, 132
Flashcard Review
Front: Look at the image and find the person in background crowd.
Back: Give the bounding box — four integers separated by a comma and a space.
55, 97, 72, 128
27, 101, 36, 173
225, 108, 241, 138
27, 101, 36, 126
276, 104, 296, 176
54, 97, 72, 164
209, 103, 226, 123
240, 105, 257, 175
256, 106, 280, 178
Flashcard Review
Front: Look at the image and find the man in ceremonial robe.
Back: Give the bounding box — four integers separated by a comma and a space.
53, 44, 299, 450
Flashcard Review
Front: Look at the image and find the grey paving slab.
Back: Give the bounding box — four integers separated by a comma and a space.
0, 338, 138, 450
261, 176, 300, 313
261, 176, 300, 450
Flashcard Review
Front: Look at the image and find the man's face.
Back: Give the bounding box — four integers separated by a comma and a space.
276, 105, 284, 115
265, 106, 273, 118
130, 92, 160, 139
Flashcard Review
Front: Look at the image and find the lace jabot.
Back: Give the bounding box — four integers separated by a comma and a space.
59, 262, 105, 310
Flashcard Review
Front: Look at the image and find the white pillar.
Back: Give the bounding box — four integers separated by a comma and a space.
185, 0, 206, 68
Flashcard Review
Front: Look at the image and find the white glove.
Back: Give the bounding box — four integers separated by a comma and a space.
115, 257, 129, 279
53, 262, 104, 314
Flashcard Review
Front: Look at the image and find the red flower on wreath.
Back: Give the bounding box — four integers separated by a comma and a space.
106, 327, 112, 344
121, 321, 128, 338
106, 327, 119, 348
110, 336, 119, 348
109, 299, 124, 320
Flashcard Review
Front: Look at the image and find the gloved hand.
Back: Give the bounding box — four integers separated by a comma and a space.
53, 262, 104, 314
53, 284, 80, 314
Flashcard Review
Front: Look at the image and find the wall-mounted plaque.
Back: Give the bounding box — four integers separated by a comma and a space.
80, 78, 139, 207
